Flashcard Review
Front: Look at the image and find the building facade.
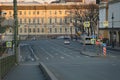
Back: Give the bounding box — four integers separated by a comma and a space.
99, 0, 120, 46
0, 1, 89, 40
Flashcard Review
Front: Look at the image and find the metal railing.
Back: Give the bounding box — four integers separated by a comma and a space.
0, 54, 15, 79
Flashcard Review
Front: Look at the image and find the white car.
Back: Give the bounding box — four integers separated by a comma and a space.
64, 40, 70, 44
64, 37, 70, 44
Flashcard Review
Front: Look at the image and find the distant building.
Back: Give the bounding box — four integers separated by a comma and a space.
0, 0, 97, 40
99, 0, 120, 46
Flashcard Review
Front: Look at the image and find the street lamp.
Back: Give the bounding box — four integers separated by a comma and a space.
13, 0, 18, 64
111, 13, 114, 48
70, 22, 73, 40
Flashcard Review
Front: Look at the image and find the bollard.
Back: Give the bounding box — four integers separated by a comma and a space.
103, 47, 106, 56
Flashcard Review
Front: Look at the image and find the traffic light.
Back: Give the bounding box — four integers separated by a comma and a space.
96, 0, 100, 4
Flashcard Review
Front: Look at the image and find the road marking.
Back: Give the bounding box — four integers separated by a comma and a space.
50, 47, 74, 59
60, 56, 64, 59
41, 47, 54, 58
46, 57, 49, 60
29, 46, 39, 60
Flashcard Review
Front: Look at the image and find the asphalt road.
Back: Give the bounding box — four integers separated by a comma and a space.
18, 39, 120, 80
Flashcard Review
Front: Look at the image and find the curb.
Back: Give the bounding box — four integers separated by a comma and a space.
39, 62, 58, 80
107, 47, 120, 52
80, 51, 99, 57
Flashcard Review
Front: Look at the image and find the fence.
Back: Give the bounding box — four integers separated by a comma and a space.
0, 54, 15, 79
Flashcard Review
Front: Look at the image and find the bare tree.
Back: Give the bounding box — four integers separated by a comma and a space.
67, 3, 99, 36
0, 10, 8, 33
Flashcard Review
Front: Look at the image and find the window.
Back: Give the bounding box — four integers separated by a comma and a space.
50, 28, 52, 33
9, 11, 12, 16
37, 11, 39, 15
19, 11, 22, 15
29, 28, 31, 33
24, 19, 26, 23
33, 11, 36, 15
49, 11, 52, 15
29, 11, 31, 15
55, 18, 57, 23
59, 11, 62, 14
55, 28, 57, 33
42, 28, 44, 33
24, 11, 26, 15
65, 28, 67, 32
33, 28, 35, 33
37, 18, 40, 24
55, 11, 57, 15
49, 18, 52, 24
33, 18, 35, 24
24, 28, 27, 33
20, 18, 22, 24
20, 28, 22, 33
37, 28, 40, 33
29, 18, 31, 24
41, 18, 44, 24
60, 28, 62, 33
9, 28, 12, 33
60, 18, 62, 25
65, 17, 67, 24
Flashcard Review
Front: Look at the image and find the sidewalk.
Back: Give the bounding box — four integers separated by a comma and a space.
81, 46, 120, 58
4, 62, 44, 80
107, 46, 120, 52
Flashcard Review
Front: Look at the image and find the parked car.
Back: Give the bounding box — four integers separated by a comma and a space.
64, 37, 70, 45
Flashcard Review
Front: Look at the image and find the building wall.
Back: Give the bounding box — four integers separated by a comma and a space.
108, 2, 120, 28
1, 3, 76, 40
108, 1, 120, 46
0, 1, 96, 40
99, 1, 120, 46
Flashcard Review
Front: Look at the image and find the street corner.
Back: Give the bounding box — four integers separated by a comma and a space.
81, 51, 100, 57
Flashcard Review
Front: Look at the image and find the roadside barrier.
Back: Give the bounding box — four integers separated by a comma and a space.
103, 47, 106, 56
39, 62, 58, 80
0, 55, 15, 79
102, 43, 107, 57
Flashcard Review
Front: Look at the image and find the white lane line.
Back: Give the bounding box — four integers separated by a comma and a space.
29, 46, 39, 60
60, 56, 64, 59
51, 47, 74, 59
46, 57, 49, 60
40, 47, 54, 58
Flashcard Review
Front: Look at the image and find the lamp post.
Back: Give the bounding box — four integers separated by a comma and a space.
70, 22, 73, 40
13, 0, 18, 64
111, 13, 114, 48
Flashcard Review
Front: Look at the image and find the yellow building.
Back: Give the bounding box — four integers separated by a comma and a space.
0, 1, 90, 40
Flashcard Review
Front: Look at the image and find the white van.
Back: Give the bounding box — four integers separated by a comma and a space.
81, 35, 92, 45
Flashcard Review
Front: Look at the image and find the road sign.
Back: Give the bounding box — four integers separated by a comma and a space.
91, 35, 96, 39
6, 41, 12, 48
84, 21, 90, 28
102, 43, 106, 47
91, 39, 96, 44
103, 21, 108, 27
96, 40, 100, 45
